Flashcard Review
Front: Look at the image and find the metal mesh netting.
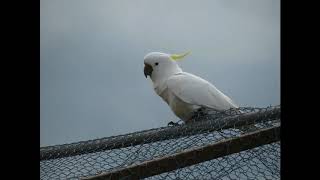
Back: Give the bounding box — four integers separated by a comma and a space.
40, 106, 280, 180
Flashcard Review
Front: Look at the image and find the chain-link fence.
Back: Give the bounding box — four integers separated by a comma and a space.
40, 106, 280, 180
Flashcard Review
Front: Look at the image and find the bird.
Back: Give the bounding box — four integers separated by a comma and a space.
143, 51, 239, 124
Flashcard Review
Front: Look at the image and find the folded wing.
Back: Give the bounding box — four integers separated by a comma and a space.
166, 72, 238, 111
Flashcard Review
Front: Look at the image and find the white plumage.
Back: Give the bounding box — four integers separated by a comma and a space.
143, 52, 238, 123
167, 72, 238, 110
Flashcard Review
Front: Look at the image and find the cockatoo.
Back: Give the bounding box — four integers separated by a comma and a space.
143, 51, 239, 124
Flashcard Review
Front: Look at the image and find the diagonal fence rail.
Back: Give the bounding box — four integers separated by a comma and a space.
40, 106, 280, 180
83, 126, 280, 180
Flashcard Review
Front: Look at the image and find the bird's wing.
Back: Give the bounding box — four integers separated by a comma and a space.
166, 72, 238, 111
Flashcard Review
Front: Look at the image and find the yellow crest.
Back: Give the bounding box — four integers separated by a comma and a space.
170, 51, 191, 61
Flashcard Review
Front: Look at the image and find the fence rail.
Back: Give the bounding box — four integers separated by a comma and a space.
40, 106, 280, 180
40, 106, 280, 160
83, 126, 280, 180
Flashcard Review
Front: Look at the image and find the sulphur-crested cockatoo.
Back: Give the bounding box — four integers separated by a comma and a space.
143, 51, 238, 124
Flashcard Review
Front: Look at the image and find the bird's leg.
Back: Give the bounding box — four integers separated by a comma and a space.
167, 121, 180, 126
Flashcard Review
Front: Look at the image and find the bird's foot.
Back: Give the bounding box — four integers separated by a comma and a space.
168, 121, 180, 126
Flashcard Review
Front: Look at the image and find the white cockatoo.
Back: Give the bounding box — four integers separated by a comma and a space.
143, 51, 239, 124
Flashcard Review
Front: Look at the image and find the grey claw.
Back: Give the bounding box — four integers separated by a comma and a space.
168, 121, 179, 126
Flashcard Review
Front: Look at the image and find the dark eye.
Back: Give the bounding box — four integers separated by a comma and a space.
155, 62, 159, 66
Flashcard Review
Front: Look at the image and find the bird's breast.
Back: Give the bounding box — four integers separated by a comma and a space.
159, 87, 199, 122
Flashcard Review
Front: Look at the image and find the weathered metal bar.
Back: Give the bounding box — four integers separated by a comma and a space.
82, 126, 280, 180
40, 106, 280, 160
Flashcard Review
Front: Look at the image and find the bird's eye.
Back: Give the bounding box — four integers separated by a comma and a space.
155, 62, 159, 66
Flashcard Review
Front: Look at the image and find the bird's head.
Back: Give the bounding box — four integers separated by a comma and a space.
143, 51, 190, 82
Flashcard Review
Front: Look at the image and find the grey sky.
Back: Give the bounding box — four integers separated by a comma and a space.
40, 0, 280, 146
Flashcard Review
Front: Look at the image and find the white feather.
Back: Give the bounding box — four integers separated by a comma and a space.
144, 52, 239, 122
166, 72, 238, 111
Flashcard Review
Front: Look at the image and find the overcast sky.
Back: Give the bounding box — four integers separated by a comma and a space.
40, 0, 280, 146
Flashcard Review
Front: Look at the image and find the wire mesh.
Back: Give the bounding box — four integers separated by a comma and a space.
40, 106, 280, 180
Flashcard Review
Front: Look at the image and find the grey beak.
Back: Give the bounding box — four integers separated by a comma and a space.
144, 63, 153, 78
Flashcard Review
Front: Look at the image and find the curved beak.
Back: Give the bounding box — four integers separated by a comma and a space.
144, 63, 153, 78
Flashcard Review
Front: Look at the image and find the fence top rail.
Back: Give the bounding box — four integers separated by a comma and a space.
40, 106, 280, 161
82, 125, 280, 180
